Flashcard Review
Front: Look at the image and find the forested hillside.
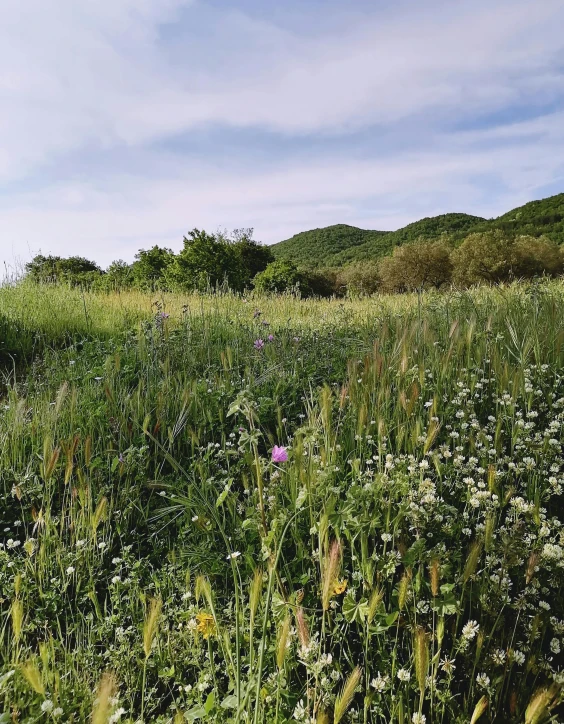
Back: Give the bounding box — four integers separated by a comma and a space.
271, 192, 564, 268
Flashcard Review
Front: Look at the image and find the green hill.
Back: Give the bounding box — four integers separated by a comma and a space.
270, 192, 564, 269
269, 224, 387, 268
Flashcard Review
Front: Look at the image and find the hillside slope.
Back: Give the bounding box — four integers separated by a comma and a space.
269, 224, 387, 268
271, 192, 564, 268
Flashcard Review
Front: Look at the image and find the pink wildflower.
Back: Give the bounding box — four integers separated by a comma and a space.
272, 445, 288, 463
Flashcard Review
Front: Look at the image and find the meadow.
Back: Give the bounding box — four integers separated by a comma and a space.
0, 281, 563, 723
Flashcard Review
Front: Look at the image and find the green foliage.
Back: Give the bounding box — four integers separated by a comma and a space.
229, 228, 274, 290
270, 224, 384, 269
379, 240, 453, 292
132, 246, 175, 290
25, 255, 102, 287
252, 259, 311, 295
165, 229, 235, 292
453, 231, 564, 286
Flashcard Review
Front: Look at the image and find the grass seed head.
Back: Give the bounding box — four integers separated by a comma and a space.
334, 666, 362, 724
143, 597, 162, 658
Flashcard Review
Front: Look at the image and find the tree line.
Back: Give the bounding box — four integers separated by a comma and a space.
24, 228, 564, 297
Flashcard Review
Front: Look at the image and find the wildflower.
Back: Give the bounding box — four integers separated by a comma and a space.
66, 566, 75, 575
267, 334, 274, 342
462, 620, 480, 640
550, 638, 561, 654
397, 668, 411, 682
272, 445, 289, 463
332, 579, 348, 595
439, 657, 456, 674
476, 673, 490, 689
196, 612, 216, 639
41, 700, 54, 713
226, 551, 241, 560
109, 708, 126, 724
412, 715, 426, 724
53, 708, 64, 717
111, 576, 121, 584
293, 700, 307, 721
370, 673, 389, 692
253, 339, 264, 350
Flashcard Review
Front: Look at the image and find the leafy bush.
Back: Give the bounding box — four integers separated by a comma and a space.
379, 240, 453, 292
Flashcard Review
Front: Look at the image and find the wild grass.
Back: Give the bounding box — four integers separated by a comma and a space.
0, 279, 563, 722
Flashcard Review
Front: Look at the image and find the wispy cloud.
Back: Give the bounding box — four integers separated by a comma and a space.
0, 0, 563, 269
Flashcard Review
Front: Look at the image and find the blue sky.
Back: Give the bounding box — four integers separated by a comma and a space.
1, 0, 564, 271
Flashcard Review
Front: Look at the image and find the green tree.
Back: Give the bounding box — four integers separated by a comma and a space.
334, 262, 381, 296
452, 231, 518, 286
25, 255, 102, 287
165, 229, 237, 292
512, 236, 563, 278
379, 240, 453, 292
94, 260, 135, 292
132, 246, 175, 290
252, 260, 312, 295
229, 228, 274, 290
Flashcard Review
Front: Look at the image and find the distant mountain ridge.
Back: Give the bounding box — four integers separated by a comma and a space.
270, 193, 564, 269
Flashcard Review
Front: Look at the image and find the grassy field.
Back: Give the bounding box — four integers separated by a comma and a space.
0, 281, 563, 723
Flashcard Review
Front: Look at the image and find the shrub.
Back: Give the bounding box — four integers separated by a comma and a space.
379, 240, 453, 292
334, 261, 381, 296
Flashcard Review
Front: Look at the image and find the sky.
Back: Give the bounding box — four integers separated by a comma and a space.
1, 0, 564, 273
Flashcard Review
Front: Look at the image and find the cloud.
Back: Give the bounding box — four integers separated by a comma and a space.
2, 108, 563, 270
0, 0, 563, 270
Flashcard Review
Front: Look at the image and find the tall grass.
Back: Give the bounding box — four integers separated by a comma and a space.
0, 280, 563, 721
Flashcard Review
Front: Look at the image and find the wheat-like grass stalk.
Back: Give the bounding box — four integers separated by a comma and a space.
334, 666, 362, 724
276, 615, 292, 670
470, 695, 489, 724
429, 558, 440, 597
463, 540, 483, 583
525, 684, 561, 724
143, 596, 162, 658
367, 587, 384, 624
321, 539, 342, 611
91, 672, 117, 724
20, 660, 44, 695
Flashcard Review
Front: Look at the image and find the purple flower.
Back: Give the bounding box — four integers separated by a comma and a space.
254, 339, 265, 350
271, 445, 288, 463
267, 334, 274, 342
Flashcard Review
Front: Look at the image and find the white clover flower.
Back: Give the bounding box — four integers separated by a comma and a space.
41, 700, 54, 713
370, 673, 389, 692
226, 551, 241, 560
550, 638, 561, 654
66, 566, 75, 575
111, 575, 121, 584
397, 668, 411, 682
462, 620, 480, 640
542, 543, 563, 561
53, 707, 64, 717
412, 715, 426, 724
109, 707, 126, 723
476, 673, 490, 689
293, 700, 307, 721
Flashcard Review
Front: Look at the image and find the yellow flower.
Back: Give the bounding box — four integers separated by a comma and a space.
196, 612, 216, 640
332, 579, 348, 596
